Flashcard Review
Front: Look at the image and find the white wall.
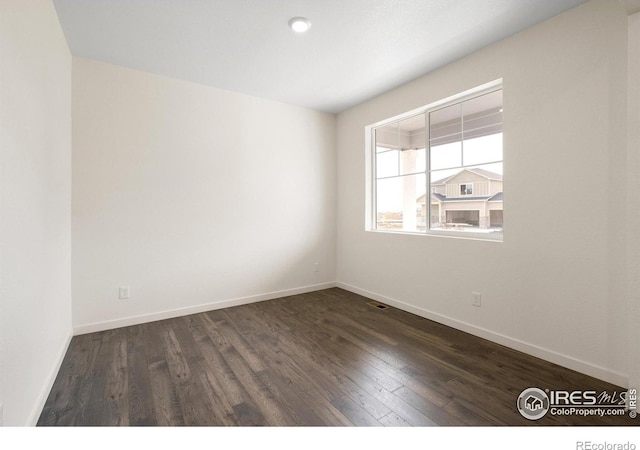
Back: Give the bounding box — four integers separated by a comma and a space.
72, 58, 336, 332
336, 0, 632, 386
627, 9, 640, 391
0, 0, 72, 426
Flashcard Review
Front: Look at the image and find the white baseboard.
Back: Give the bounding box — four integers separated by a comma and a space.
73, 282, 338, 335
28, 330, 73, 426
336, 281, 629, 388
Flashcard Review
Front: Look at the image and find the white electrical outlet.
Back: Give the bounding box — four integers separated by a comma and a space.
314, 262, 319, 273
472, 292, 482, 307
119, 286, 131, 299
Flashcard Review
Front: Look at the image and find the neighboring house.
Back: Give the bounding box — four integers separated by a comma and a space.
376, 211, 404, 230
417, 168, 503, 231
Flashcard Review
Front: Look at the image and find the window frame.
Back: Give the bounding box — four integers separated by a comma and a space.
460, 183, 473, 196
366, 79, 503, 242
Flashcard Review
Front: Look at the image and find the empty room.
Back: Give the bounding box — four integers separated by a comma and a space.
1, 0, 639, 443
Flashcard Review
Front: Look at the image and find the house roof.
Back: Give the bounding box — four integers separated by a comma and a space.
432, 168, 503, 185
418, 191, 504, 203
432, 195, 493, 202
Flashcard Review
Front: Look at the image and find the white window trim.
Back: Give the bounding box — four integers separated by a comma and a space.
365, 79, 503, 242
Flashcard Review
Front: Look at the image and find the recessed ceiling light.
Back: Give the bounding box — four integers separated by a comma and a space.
288, 17, 311, 33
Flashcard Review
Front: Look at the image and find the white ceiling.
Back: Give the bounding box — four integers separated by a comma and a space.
52, 0, 588, 114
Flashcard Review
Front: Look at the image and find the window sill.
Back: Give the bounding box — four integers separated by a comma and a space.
367, 228, 503, 242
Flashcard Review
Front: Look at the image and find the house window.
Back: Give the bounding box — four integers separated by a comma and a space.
460, 184, 473, 196
369, 81, 503, 240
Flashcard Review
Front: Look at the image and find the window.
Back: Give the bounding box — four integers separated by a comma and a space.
460, 184, 473, 196
369, 82, 503, 239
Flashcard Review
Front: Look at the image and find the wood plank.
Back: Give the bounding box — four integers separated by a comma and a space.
393, 386, 466, 426
37, 288, 636, 426
378, 412, 411, 427
199, 313, 284, 425
194, 314, 265, 425
37, 334, 100, 426
296, 389, 354, 426
331, 395, 382, 426
126, 325, 157, 426
81, 330, 113, 425
225, 305, 393, 420
103, 330, 129, 425
160, 320, 218, 425
143, 321, 186, 426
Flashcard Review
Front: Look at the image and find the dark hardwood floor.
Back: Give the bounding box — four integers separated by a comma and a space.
38, 288, 636, 426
